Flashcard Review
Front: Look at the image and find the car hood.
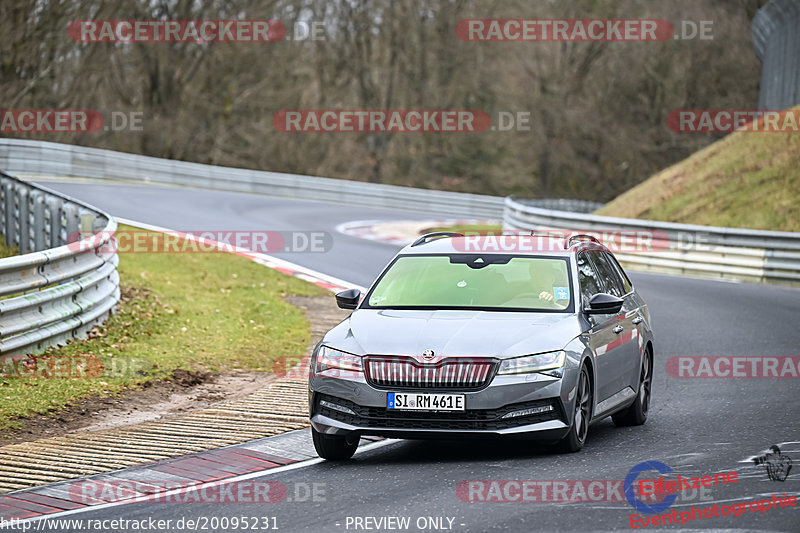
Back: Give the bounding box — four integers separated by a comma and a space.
322, 309, 581, 358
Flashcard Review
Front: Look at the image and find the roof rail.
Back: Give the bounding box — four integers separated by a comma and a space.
411, 232, 464, 247
566, 234, 602, 249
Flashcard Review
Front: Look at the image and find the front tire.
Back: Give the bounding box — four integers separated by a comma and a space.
612, 349, 652, 427
557, 365, 592, 453
312, 427, 358, 460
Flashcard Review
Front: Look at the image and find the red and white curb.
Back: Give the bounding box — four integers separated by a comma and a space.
0, 430, 388, 521
116, 218, 364, 293
336, 218, 497, 246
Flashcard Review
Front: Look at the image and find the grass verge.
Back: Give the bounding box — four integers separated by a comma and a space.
596, 106, 800, 232
0, 224, 325, 431
0, 238, 18, 259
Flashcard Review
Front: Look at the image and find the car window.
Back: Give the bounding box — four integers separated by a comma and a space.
607, 253, 633, 294
577, 253, 602, 306
588, 251, 626, 297
364, 254, 574, 312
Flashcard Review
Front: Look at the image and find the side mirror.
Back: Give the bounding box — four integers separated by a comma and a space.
335, 288, 361, 310
584, 293, 624, 315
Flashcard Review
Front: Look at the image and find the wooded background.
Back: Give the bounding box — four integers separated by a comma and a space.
0, 0, 766, 201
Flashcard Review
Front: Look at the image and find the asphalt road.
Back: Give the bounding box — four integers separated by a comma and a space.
37, 180, 800, 532
43, 180, 423, 287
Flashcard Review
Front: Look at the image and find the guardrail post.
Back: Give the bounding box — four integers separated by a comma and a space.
60, 202, 80, 245
2, 179, 13, 247
80, 212, 96, 240
27, 189, 46, 252
44, 196, 61, 248
13, 184, 30, 252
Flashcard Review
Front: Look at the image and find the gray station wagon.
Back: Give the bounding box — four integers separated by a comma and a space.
308, 232, 654, 459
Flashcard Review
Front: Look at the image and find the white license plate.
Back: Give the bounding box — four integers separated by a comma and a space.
387, 392, 465, 411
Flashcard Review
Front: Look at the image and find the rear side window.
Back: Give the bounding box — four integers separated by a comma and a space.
607, 254, 633, 294
577, 253, 602, 306
588, 251, 626, 297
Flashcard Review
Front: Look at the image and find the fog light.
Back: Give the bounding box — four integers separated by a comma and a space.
500, 405, 554, 419
320, 399, 357, 416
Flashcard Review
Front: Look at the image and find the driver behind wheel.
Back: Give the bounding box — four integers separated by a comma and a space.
530, 261, 570, 310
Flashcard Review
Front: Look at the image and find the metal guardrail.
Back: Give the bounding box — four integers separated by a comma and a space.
0, 139, 503, 219
2, 139, 797, 288
504, 196, 800, 286
0, 170, 119, 358
512, 197, 604, 214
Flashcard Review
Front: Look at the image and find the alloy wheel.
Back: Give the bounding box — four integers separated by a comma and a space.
639, 353, 652, 415
574, 369, 592, 444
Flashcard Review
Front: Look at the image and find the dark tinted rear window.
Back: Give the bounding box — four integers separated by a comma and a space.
587, 251, 626, 297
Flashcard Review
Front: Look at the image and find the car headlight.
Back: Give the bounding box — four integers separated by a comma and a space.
497, 350, 565, 375
316, 345, 363, 372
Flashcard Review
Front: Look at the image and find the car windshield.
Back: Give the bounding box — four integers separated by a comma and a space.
364, 254, 574, 312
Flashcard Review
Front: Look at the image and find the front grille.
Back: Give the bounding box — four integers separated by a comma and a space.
365, 356, 496, 390
316, 394, 562, 431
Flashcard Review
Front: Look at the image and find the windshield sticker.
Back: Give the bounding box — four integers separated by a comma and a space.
553, 286, 570, 300
370, 295, 386, 305
457, 280, 467, 288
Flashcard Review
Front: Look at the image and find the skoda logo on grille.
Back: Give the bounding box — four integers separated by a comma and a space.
422, 349, 435, 361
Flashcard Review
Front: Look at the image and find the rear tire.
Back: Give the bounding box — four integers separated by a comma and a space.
557, 365, 592, 453
312, 427, 358, 460
612, 349, 652, 427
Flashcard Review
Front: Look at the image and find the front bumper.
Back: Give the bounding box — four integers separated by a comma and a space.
309, 367, 575, 441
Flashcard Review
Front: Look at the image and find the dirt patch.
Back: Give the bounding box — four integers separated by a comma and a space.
0, 294, 348, 445
0, 369, 275, 445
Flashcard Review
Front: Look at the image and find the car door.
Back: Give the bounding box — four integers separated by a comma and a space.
576, 251, 630, 408
606, 253, 647, 390
587, 251, 641, 400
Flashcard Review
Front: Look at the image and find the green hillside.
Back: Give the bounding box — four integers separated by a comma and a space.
596, 109, 800, 232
